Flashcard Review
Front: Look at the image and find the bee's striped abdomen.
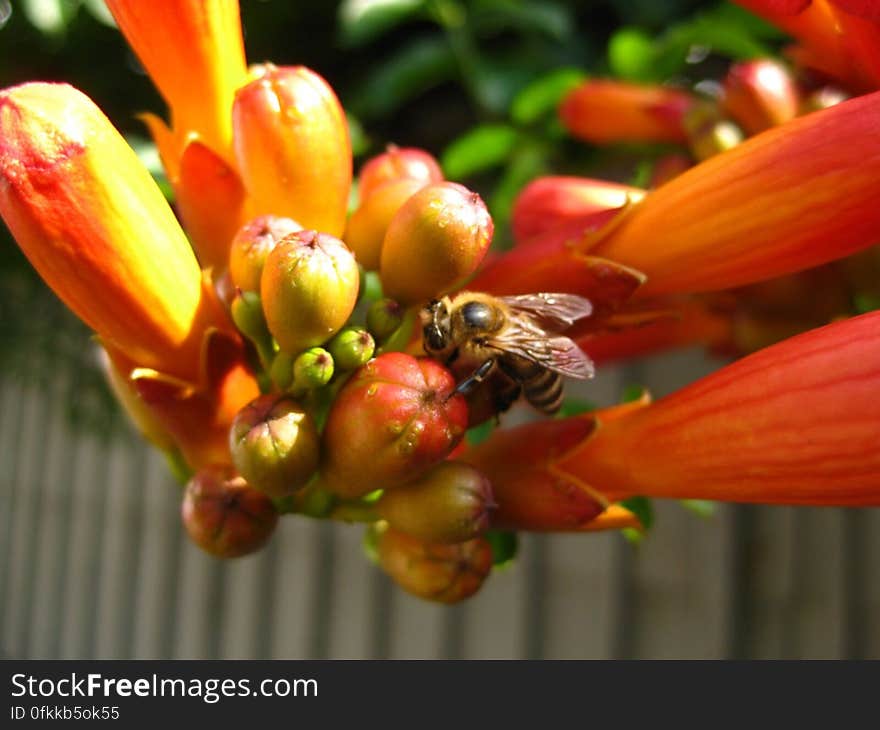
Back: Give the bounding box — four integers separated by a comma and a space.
522, 369, 564, 414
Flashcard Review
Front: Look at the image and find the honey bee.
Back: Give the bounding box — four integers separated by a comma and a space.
421, 291, 594, 416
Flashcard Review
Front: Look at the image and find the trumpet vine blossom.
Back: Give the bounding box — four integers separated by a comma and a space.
1, 0, 878, 603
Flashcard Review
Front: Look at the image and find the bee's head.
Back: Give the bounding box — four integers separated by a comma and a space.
421, 298, 450, 354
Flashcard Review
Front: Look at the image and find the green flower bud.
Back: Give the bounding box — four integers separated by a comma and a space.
261, 230, 360, 353
269, 351, 295, 390
293, 347, 335, 391
181, 467, 278, 558
230, 290, 269, 342
229, 394, 320, 498
366, 298, 404, 342
377, 461, 494, 544
230, 215, 303, 293
328, 326, 375, 371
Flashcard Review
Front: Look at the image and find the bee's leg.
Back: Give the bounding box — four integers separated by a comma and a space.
451, 358, 495, 398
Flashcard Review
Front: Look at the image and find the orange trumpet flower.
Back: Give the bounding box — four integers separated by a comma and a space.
107, 0, 250, 270
0, 82, 216, 382
232, 64, 352, 238
0, 82, 259, 469
466, 311, 880, 517
559, 79, 694, 145
105, 0, 247, 161
588, 90, 880, 298
735, 0, 880, 92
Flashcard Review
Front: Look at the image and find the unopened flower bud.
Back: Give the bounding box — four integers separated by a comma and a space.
232, 64, 351, 237
802, 86, 849, 113
366, 298, 405, 342
230, 215, 302, 292
684, 103, 743, 161
270, 351, 295, 390
358, 144, 444, 202
293, 347, 335, 390
327, 326, 375, 372
721, 59, 799, 135
261, 230, 359, 353
380, 182, 493, 305
230, 290, 269, 343
511, 176, 644, 244
344, 178, 425, 270
321, 353, 468, 498
377, 526, 493, 603
182, 466, 278, 558
377, 461, 494, 543
229, 394, 320, 497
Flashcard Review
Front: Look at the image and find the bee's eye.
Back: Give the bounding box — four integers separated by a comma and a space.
424, 324, 447, 351
461, 301, 493, 330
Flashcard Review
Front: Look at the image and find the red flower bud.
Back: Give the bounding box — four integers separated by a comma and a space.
377, 526, 492, 604
380, 182, 493, 305
357, 144, 443, 202
511, 176, 644, 244
181, 466, 278, 558
344, 178, 425, 270
722, 59, 799, 134
321, 353, 468, 498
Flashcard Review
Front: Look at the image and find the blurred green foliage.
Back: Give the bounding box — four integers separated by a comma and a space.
0, 0, 790, 435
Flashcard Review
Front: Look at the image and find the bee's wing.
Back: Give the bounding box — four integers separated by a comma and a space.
488, 327, 595, 380
499, 293, 593, 330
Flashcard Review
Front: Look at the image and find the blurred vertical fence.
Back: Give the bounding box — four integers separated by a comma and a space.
1, 349, 878, 659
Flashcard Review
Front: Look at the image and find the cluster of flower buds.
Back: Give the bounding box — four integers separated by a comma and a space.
8, 0, 880, 608
190, 136, 498, 601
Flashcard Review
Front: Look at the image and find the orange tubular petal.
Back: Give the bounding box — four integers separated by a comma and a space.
578, 504, 643, 532
574, 300, 734, 365
557, 311, 880, 506
511, 176, 645, 244
469, 207, 645, 313
232, 65, 352, 238
560, 80, 694, 145
736, 0, 879, 92
0, 82, 219, 382
462, 417, 608, 530
105, 0, 247, 159
590, 91, 880, 297
109, 332, 260, 471
177, 138, 247, 271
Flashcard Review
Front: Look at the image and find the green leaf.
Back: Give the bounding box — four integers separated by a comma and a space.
350, 37, 457, 119
854, 292, 880, 314
555, 397, 596, 418
338, 0, 427, 48
347, 112, 370, 158
362, 524, 383, 565
22, 0, 78, 37
510, 67, 587, 126
485, 529, 518, 568
621, 383, 647, 403
441, 124, 519, 179
471, 0, 572, 42
620, 496, 653, 530
82, 0, 116, 27
681, 499, 717, 518
466, 419, 495, 447
608, 27, 655, 82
